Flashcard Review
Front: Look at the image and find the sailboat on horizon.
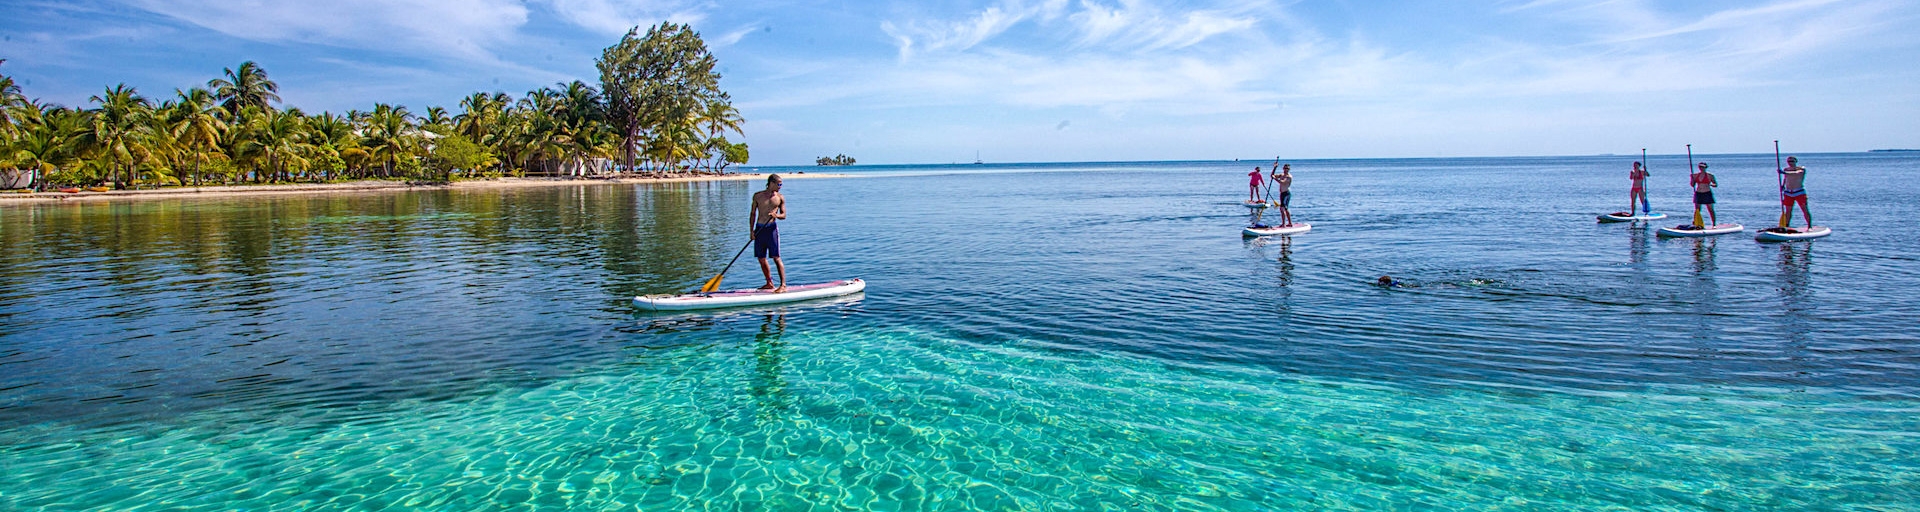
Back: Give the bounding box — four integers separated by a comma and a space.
973, 150, 983, 165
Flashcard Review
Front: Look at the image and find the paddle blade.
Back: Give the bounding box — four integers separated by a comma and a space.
698, 273, 724, 293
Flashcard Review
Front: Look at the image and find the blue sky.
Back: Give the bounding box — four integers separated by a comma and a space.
3, 0, 1917, 164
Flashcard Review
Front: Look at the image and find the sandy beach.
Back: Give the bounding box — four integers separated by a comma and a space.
0, 173, 845, 204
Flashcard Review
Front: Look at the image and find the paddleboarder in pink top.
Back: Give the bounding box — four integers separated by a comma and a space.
1629, 161, 1651, 215
1247, 167, 1264, 202
1690, 162, 1719, 227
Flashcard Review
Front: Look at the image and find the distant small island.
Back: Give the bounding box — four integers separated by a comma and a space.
816, 154, 856, 166
1868, 149, 1918, 152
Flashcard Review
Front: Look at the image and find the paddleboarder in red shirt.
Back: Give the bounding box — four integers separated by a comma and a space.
1247, 167, 1264, 202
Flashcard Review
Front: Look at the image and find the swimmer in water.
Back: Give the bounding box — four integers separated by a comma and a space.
1376, 275, 1402, 288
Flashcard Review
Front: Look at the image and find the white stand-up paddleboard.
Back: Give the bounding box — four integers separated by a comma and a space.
1244, 223, 1311, 237
1656, 224, 1744, 238
635, 279, 866, 311
1243, 200, 1270, 208
1597, 212, 1667, 223
1756, 226, 1831, 242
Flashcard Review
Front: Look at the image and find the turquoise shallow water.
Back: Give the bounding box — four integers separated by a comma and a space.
3, 154, 1919, 509
7, 327, 1917, 510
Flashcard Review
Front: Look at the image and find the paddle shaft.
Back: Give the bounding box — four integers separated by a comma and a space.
1776, 140, 1789, 227
700, 238, 755, 293
1687, 145, 1701, 227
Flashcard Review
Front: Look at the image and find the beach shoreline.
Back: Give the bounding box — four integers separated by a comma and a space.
0, 173, 845, 204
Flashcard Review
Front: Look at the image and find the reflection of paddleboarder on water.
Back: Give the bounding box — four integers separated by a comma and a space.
750, 174, 787, 292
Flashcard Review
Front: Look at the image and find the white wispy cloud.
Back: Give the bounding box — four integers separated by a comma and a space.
1452, 0, 1908, 97
881, 2, 1029, 59
710, 24, 761, 48
121, 0, 532, 66
541, 0, 708, 36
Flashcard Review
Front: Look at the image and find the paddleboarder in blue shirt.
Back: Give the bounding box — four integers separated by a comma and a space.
750, 174, 787, 292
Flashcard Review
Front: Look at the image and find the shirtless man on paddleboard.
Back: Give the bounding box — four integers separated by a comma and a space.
750, 174, 787, 292
1780, 156, 1812, 229
1271, 164, 1295, 226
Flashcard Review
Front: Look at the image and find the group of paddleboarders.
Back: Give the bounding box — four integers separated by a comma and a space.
1623, 156, 1814, 231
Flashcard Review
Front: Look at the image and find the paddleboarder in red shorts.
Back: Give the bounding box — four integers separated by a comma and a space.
1779, 156, 1812, 228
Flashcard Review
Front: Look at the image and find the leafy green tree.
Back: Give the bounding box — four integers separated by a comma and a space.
599, 22, 723, 172
425, 134, 496, 181
720, 141, 749, 171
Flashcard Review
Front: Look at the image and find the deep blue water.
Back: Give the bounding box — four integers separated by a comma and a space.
1, 154, 1916, 509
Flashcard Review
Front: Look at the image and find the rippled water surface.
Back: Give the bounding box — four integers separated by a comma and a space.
3, 154, 1918, 510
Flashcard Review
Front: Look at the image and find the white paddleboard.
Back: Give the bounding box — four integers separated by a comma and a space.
635, 278, 866, 311
1243, 200, 1270, 208
1656, 224, 1744, 238
1597, 212, 1667, 223
1244, 223, 1311, 237
1756, 226, 1830, 242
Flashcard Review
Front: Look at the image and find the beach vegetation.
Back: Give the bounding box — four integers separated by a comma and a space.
0, 27, 747, 191
816, 154, 855, 166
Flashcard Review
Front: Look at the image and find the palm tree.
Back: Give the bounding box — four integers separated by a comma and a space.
82, 84, 151, 188
170, 88, 227, 186
0, 59, 26, 138
208, 61, 280, 114
696, 98, 744, 170
456, 92, 508, 143
5, 103, 81, 189
423, 106, 452, 134
362, 103, 417, 178
137, 105, 184, 185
